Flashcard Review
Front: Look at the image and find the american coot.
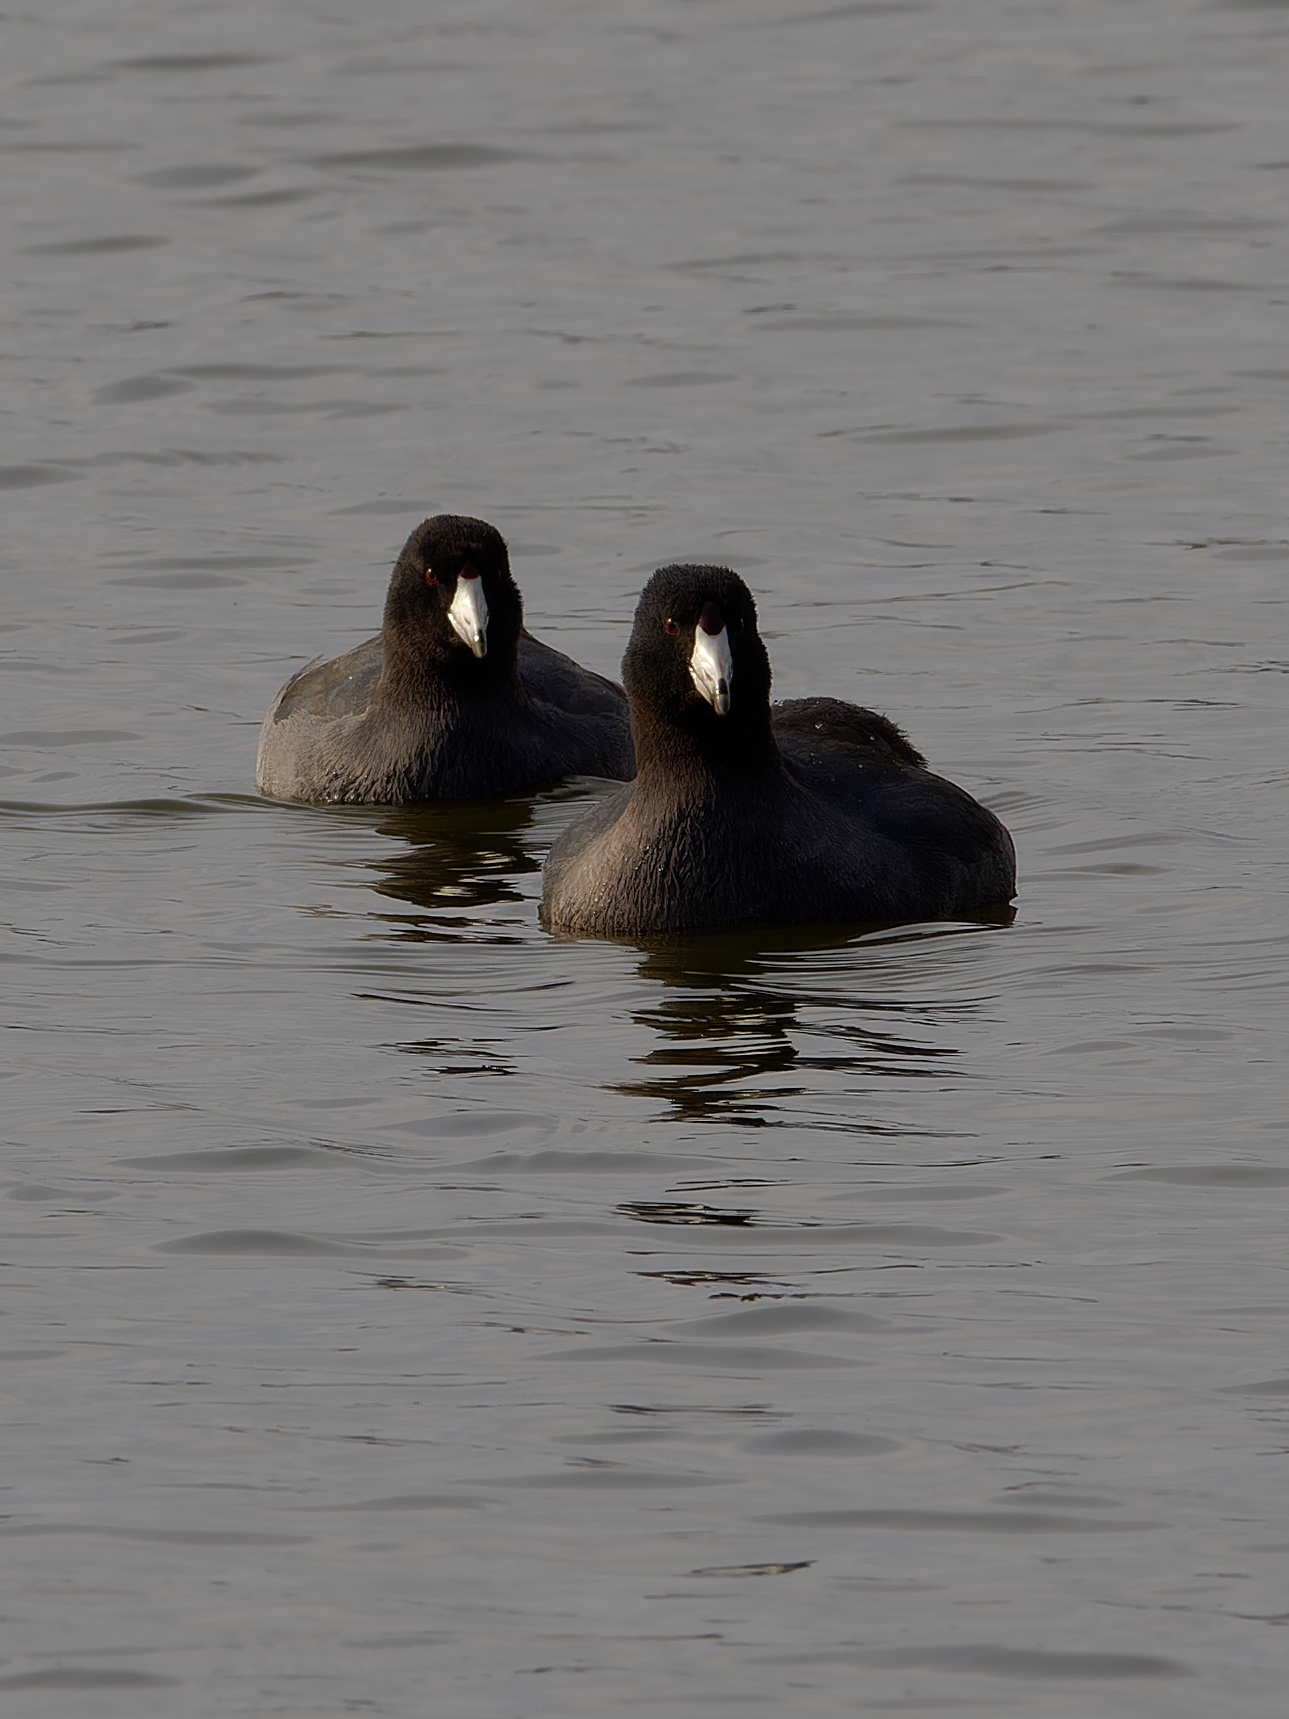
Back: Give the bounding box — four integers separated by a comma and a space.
255, 516, 635, 804
541, 563, 1016, 936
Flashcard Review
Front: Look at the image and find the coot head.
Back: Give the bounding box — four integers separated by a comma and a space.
382, 515, 522, 684
622, 564, 773, 751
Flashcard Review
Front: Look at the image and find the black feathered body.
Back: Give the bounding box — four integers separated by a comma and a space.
540, 565, 1015, 936
255, 516, 634, 804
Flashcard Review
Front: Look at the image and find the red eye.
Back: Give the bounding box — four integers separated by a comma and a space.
664, 617, 678, 635
425, 569, 437, 586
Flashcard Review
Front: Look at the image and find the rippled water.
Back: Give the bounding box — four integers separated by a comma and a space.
4, 0, 1289, 1712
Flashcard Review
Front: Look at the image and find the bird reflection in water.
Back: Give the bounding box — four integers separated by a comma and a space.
613, 918, 1010, 1127
363, 798, 539, 943
358, 799, 543, 1079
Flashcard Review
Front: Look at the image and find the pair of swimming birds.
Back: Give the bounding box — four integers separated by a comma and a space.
257, 515, 1016, 937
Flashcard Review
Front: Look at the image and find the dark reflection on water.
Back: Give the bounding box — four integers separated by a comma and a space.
617, 1199, 758, 1226
363, 797, 539, 936
612, 920, 1008, 1125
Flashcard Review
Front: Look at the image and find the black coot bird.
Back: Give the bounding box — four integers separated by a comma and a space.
540, 563, 1015, 936
256, 516, 635, 804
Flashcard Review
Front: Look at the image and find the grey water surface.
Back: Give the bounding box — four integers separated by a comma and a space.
3, 0, 1289, 1714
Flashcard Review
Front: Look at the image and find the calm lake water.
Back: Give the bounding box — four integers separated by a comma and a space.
3, 0, 1289, 1713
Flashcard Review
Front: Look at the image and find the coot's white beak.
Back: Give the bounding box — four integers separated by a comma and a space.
689, 606, 732, 715
448, 571, 489, 658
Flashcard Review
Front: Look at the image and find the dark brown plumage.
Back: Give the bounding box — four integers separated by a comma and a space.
541, 563, 1015, 936
256, 516, 634, 804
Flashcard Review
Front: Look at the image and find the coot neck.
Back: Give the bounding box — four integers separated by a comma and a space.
631, 705, 786, 806
377, 624, 524, 711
